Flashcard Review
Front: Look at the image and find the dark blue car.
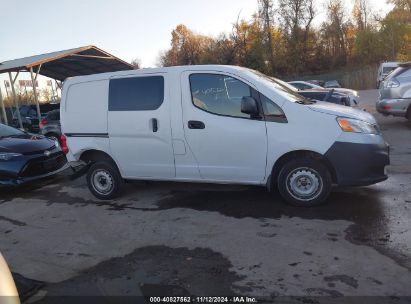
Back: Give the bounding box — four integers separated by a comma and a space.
0, 123, 68, 186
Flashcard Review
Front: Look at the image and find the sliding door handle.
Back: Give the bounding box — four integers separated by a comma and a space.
188, 120, 205, 129
151, 118, 158, 132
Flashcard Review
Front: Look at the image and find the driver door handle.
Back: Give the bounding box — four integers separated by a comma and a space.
188, 120, 205, 129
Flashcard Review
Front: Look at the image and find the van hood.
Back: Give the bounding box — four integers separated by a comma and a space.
308, 101, 376, 124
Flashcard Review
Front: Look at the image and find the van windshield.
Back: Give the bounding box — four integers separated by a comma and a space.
247, 69, 315, 105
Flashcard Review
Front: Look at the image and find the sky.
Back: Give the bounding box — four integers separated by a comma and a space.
0, 0, 392, 98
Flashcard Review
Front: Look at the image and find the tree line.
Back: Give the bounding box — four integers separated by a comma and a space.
158, 0, 411, 78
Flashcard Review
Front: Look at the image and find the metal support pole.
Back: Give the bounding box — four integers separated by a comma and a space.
55, 80, 62, 99
8, 71, 23, 129
4, 82, 13, 122
50, 82, 56, 101
0, 87, 8, 125
30, 65, 42, 123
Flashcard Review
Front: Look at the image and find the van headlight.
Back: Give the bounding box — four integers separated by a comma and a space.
0, 152, 22, 160
337, 117, 379, 134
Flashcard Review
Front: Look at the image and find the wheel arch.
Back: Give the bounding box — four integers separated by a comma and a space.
79, 149, 122, 175
270, 150, 337, 188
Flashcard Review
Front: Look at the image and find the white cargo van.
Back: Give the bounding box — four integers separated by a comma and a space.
61, 65, 389, 206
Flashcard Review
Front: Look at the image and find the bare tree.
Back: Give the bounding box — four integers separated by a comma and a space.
319, 0, 349, 63
130, 58, 142, 69
388, 0, 411, 11
353, 0, 371, 30
258, 0, 276, 72
278, 0, 316, 73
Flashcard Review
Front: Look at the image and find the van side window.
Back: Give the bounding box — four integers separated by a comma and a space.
260, 94, 287, 123
189, 74, 253, 119
109, 76, 164, 111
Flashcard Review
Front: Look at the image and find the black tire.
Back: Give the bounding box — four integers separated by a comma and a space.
277, 158, 332, 207
86, 161, 123, 200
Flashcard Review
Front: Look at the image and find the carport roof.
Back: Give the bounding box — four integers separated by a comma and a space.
0, 45, 134, 81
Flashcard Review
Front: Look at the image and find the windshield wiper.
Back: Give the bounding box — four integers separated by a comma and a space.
296, 98, 316, 105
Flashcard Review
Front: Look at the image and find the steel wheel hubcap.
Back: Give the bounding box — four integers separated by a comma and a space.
286, 167, 323, 201
92, 170, 114, 195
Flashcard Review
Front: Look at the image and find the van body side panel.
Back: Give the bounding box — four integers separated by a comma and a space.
168, 70, 202, 179
65, 137, 111, 163
63, 80, 109, 134
264, 101, 342, 183
61, 79, 110, 163
107, 73, 175, 179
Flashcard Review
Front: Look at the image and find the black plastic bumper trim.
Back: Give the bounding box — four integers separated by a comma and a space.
325, 141, 390, 186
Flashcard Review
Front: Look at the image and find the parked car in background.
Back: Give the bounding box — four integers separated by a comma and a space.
324, 80, 342, 88
12, 104, 60, 133
288, 80, 359, 105
0, 123, 68, 187
40, 109, 61, 140
307, 80, 325, 87
0, 253, 20, 303
377, 61, 399, 88
377, 62, 411, 120
297, 90, 351, 106
11, 105, 40, 133
61, 65, 389, 206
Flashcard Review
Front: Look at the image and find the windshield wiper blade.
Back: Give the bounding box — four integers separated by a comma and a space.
296, 98, 316, 105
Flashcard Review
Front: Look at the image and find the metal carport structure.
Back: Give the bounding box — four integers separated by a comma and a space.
0, 45, 134, 128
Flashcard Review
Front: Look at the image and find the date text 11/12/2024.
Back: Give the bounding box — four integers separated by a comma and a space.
149, 296, 258, 303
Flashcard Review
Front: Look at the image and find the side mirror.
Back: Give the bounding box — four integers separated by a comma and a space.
241, 96, 259, 116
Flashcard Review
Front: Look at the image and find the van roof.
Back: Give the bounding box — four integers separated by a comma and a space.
64, 65, 250, 83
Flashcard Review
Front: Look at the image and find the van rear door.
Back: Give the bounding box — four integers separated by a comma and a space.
108, 74, 175, 178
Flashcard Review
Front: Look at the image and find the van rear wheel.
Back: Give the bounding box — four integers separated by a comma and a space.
277, 158, 332, 206
87, 161, 123, 200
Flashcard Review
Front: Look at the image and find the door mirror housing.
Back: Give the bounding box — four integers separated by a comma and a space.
241, 96, 259, 116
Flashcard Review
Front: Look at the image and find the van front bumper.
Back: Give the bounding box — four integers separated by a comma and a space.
325, 141, 390, 186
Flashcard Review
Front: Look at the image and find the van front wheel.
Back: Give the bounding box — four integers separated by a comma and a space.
277, 158, 332, 206
87, 161, 123, 200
